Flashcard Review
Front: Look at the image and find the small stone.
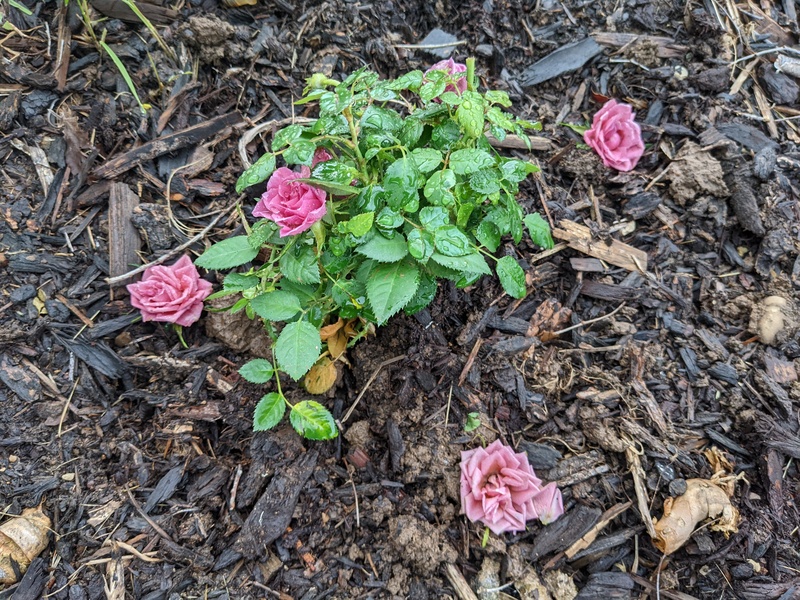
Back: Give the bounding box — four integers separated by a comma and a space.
753, 146, 777, 181
761, 65, 799, 105
10, 284, 37, 303
62, 472, 76, 481
418, 28, 459, 59
20, 89, 59, 121
669, 478, 688, 496
8, 455, 18, 463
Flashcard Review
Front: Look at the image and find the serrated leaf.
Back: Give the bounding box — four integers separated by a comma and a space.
239, 359, 275, 384
410, 148, 443, 173
407, 228, 434, 261
376, 207, 403, 230
496, 255, 527, 299
361, 105, 403, 132
196, 236, 259, 270
403, 271, 437, 315
279, 244, 320, 284
423, 169, 456, 207
475, 220, 501, 252
384, 157, 421, 210
386, 70, 423, 91
311, 161, 358, 185
223, 272, 260, 292
236, 153, 276, 194
430, 251, 491, 275
272, 124, 304, 151
250, 290, 302, 321
289, 400, 338, 440
434, 226, 472, 257
464, 412, 481, 432
284, 140, 316, 165
455, 91, 485, 138
501, 159, 540, 183
485, 90, 512, 107
449, 149, 495, 175
253, 392, 286, 431
346, 212, 374, 237
524, 213, 554, 249
419, 80, 447, 102
356, 233, 408, 262
248, 220, 279, 249
470, 169, 502, 195
419, 206, 450, 231
366, 261, 420, 324
274, 321, 321, 380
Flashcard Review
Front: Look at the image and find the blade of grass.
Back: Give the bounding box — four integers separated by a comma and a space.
119, 0, 176, 63
99, 40, 150, 114
8, 0, 34, 15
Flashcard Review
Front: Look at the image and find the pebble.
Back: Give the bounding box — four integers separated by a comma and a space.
10, 284, 37, 303
20, 89, 59, 121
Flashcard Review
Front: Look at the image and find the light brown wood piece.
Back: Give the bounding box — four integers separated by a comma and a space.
444, 563, 480, 600
108, 183, 141, 284
552, 219, 648, 272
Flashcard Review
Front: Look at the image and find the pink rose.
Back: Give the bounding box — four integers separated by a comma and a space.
126, 255, 212, 327
460, 439, 564, 534
253, 166, 327, 237
584, 99, 645, 172
311, 147, 333, 167
425, 58, 467, 97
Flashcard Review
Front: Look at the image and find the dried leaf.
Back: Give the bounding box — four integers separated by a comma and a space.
319, 318, 345, 341
0, 505, 52, 584
327, 328, 348, 359
652, 478, 739, 555
304, 357, 338, 395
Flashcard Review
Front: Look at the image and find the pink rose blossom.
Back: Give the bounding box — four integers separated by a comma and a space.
311, 147, 333, 167
425, 58, 467, 97
126, 255, 212, 327
253, 166, 327, 237
584, 99, 645, 172
460, 439, 564, 534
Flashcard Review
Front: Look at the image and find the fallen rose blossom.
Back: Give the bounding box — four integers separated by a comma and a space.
460, 439, 564, 534
127, 255, 212, 327
253, 165, 327, 237
425, 58, 467, 97
584, 99, 644, 172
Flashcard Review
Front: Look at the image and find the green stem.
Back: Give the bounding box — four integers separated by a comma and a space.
466, 57, 476, 93
475, 245, 498, 262
273, 364, 293, 408
342, 107, 365, 169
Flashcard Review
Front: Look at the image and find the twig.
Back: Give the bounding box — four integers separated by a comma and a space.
340, 355, 406, 424
394, 41, 467, 50
238, 117, 315, 169
105, 202, 238, 285
124, 487, 175, 543
552, 302, 626, 335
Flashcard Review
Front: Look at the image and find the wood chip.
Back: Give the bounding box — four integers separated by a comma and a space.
108, 183, 141, 283
553, 219, 648, 272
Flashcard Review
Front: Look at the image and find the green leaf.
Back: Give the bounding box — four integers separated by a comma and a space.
384, 157, 421, 210
469, 169, 502, 195
274, 321, 321, 380
496, 256, 527, 299
250, 290, 302, 321
346, 212, 374, 237
399, 119, 424, 147
524, 213, 554, 249
486, 106, 516, 132
297, 178, 356, 197
455, 91, 485, 138
366, 261, 420, 324
439, 91, 462, 106
407, 229, 434, 261
253, 392, 286, 431
375, 207, 404, 230
386, 70, 424, 91
239, 359, 275, 384
284, 140, 316, 165
449, 149, 495, 175
312, 161, 358, 185
223, 272, 260, 292
475, 220, 501, 252
423, 169, 456, 207
236, 153, 276, 194
419, 206, 450, 231
431, 120, 461, 151
501, 159, 540, 183
289, 400, 338, 440
361, 105, 403, 132
411, 148, 443, 173
457, 203, 475, 229
272, 124, 304, 151
485, 90, 512, 107
279, 244, 320, 284
419, 80, 447, 102
464, 412, 481, 432
196, 236, 259, 270
430, 251, 491, 275
356, 233, 408, 262
404, 271, 437, 315
248, 220, 279, 249
434, 225, 472, 257
311, 114, 350, 136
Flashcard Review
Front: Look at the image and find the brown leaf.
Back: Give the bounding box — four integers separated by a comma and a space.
0, 506, 51, 584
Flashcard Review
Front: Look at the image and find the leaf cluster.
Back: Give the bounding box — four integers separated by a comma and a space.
196, 62, 553, 440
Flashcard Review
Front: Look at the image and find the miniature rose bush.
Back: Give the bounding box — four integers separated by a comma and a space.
127, 255, 212, 327
194, 59, 554, 440
461, 439, 564, 534
584, 99, 644, 172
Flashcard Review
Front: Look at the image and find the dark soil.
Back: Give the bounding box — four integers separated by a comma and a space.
2, 0, 800, 599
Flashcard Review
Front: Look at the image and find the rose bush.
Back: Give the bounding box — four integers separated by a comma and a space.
460, 439, 564, 534
127, 255, 212, 327
253, 165, 327, 237
425, 58, 467, 96
584, 99, 644, 172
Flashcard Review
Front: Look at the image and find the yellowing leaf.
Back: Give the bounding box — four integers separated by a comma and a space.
327, 329, 347, 359
304, 357, 338, 395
